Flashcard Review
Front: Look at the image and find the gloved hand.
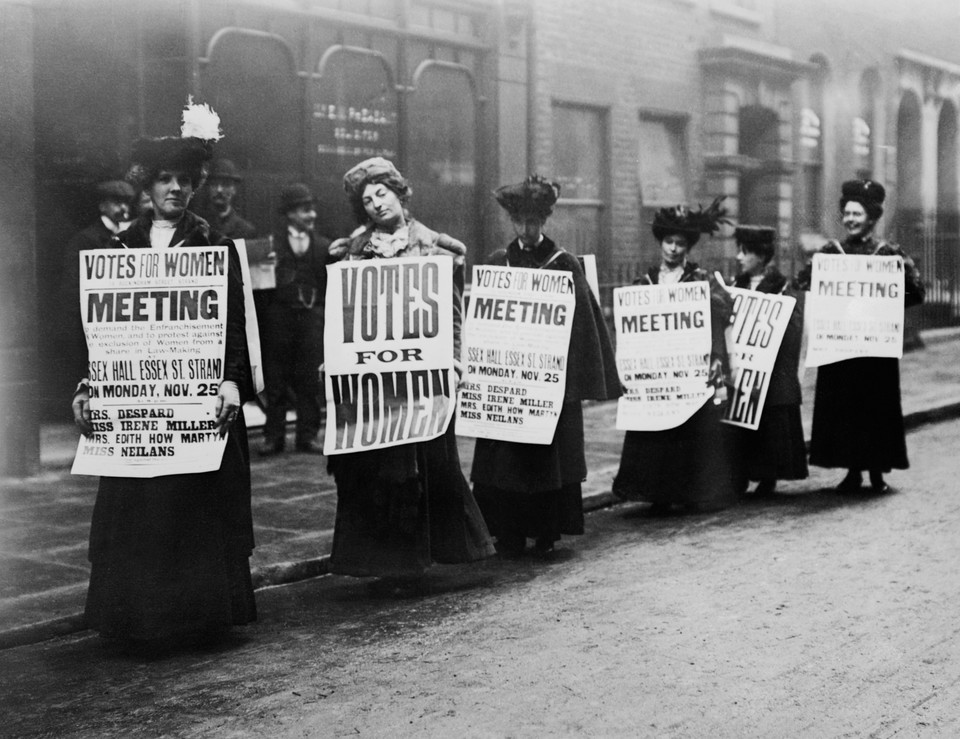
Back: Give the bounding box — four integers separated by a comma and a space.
72, 382, 93, 436
215, 380, 241, 437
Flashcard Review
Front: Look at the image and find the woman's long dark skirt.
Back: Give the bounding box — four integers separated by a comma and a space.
471, 401, 586, 546
328, 424, 495, 578
809, 357, 908, 472
742, 404, 809, 482
84, 415, 256, 641
613, 402, 740, 509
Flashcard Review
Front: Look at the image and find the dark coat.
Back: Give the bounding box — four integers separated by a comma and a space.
271, 227, 332, 310
733, 265, 803, 407
84, 210, 257, 641
327, 220, 494, 577
733, 265, 808, 482
202, 208, 258, 240
471, 236, 621, 544
61, 220, 117, 380
798, 234, 924, 472
613, 259, 739, 508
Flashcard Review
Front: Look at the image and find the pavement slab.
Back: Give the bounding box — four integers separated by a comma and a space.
0, 329, 958, 644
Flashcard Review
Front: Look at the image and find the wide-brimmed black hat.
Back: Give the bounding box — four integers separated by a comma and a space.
207, 158, 243, 182
95, 180, 135, 203
651, 196, 730, 247
125, 99, 221, 190
494, 175, 561, 219
278, 182, 316, 213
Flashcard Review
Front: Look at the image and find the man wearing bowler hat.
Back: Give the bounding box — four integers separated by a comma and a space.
196, 158, 257, 240
59, 179, 136, 384
260, 183, 331, 455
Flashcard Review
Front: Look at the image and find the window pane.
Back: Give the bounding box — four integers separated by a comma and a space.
552, 105, 603, 200
407, 65, 478, 258
638, 117, 687, 207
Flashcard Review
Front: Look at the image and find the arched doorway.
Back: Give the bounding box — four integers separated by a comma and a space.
406, 61, 479, 265
895, 91, 923, 251
933, 101, 959, 324
739, 104, 781, 227
201, 30, 301, 234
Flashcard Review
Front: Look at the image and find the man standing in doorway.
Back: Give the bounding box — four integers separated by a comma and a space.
260, 183, 331, 456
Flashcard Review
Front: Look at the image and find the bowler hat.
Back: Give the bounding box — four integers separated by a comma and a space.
207, 158, 243, 182
279, 182, 316, 213
96, 180, 135, 203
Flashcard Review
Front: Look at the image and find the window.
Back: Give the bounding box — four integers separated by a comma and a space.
638, 115, 688, 207
550, 103, 607, 262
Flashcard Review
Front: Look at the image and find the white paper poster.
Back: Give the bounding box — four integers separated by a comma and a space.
721, 287, 797, 430
614, 282, 714, 431
457, 265, 575, 444
72, 247, 230, 477
805, 253, 904, 368
323, 257, 456, 455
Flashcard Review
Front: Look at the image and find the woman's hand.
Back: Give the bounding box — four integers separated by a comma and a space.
72, 390, 93, 436
215, 380, 241, 437
708, 357, 725, 388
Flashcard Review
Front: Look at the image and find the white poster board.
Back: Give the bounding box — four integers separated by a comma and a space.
232, 239, 264, 395
323, 257, 456, 455
721, 287, 796, 430
614, 282, 714, 431
72, 247, 230, 477
457, 265, 575, 444
805, 253, 905, 368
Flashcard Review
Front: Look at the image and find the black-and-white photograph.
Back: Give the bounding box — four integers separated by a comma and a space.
1, 0, 959, 735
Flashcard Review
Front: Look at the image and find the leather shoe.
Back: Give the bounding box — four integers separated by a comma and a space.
836, 472, 863, 493
753, 479, 777, 497
295, 440, 323, 454
258, 443, 284, 457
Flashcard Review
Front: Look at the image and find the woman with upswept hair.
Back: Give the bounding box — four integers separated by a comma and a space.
325, 157, 494, 596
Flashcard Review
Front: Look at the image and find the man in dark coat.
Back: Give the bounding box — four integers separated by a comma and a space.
260, 183, 331, 455
60, 180, 136, 384
193, 158, 257, 240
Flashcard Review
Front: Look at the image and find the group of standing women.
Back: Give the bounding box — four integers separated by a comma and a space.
69, 99, 923, 652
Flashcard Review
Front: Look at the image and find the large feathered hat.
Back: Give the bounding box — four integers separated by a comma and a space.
839, 178, 885, 219
494, 175, 561, 219
126, 98, 222, 190
651, 196, 730, 247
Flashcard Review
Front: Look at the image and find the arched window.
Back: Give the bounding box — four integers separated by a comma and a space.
313, 46, 399, 237
856, 68, 880, 179
202, 29, 300, 230
799, 54, 829, 236
407, 62, 478, 259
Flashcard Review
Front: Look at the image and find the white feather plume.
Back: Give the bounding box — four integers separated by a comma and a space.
180, 96, 222, 141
